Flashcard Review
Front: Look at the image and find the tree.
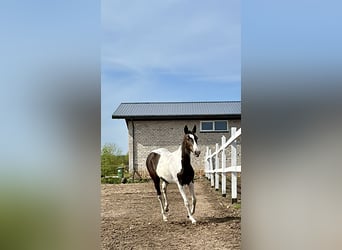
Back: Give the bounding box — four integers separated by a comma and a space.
101, 143, 128, 177
101, 143, 122, 156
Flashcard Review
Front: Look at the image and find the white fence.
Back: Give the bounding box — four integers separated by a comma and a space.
204, 127, 241, 203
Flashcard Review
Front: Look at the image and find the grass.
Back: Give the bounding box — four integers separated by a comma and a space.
232, 203, 241, 209
101, 176, 150, 184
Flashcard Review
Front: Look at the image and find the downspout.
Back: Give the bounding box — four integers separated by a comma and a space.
132, 119, 136, 172
131, 119, 142, 180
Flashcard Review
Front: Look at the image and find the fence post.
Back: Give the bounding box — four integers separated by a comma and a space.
209, 149, 214, 188
221, 135, 227, 197
231, 127, 238, 203
215, 143, 220, 191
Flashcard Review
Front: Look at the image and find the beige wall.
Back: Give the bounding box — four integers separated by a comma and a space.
127, 119, 241, 177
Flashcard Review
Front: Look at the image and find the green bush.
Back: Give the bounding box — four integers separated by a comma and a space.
101, 143, 129, 178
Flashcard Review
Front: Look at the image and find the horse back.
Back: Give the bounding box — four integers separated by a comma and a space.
150, 148, 180, 184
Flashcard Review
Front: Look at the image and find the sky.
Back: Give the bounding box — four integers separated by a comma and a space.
101, 0, 241, 153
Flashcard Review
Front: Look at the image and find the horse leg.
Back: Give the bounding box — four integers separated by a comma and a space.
189, 182, 196, 215
177, 182, 196, 224
146, 153, 167, 222
153, 177, 168, 221
157, 195, 168, 222
161, 181, 169, 212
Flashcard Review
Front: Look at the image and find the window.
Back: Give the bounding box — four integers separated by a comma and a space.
201, 121, 213, 131
200, 121, 228, 132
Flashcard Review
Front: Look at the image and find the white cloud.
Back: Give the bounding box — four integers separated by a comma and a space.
102, 0, 240, 76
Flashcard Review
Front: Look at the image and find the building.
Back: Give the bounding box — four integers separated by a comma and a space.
112, 101, 241, 177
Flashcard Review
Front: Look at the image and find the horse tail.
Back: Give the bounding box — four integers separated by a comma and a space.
146, 152, 161, 196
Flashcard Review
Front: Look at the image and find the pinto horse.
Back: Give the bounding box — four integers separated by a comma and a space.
146, 125, 200, 224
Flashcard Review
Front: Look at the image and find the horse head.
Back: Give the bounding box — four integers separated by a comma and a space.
183, 125, 201, 157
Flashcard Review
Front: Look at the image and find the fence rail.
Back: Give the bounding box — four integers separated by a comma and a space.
204, 127, 241, 203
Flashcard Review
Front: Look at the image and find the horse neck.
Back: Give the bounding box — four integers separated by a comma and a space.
181, 140, 191, 167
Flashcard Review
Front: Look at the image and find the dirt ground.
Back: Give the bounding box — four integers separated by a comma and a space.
101, 178, 241, 250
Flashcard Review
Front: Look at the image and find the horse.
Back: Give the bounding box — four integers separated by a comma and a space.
146, 125, 201, 224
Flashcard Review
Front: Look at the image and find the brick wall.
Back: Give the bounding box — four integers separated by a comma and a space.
127, 119, 241, 177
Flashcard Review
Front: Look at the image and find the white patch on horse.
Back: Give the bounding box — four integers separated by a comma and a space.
188, 134, 199, 153
152, 147, 182, 184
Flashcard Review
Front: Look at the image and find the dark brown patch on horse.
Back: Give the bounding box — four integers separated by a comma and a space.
177, 127, 197, 185
146, 152, 161, 195
177, 158, 194, 185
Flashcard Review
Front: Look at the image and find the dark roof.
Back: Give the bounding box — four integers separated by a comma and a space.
112, 101, 241, 120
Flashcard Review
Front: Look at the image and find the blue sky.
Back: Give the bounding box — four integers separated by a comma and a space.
102, 0, 241, 153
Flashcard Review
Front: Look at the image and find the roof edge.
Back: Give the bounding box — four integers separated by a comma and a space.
112, 114, 241, 120
119, 100, 241, 105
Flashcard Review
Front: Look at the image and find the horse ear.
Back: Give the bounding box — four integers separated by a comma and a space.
184, 125, 189, 134
192, 125, 196, 133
